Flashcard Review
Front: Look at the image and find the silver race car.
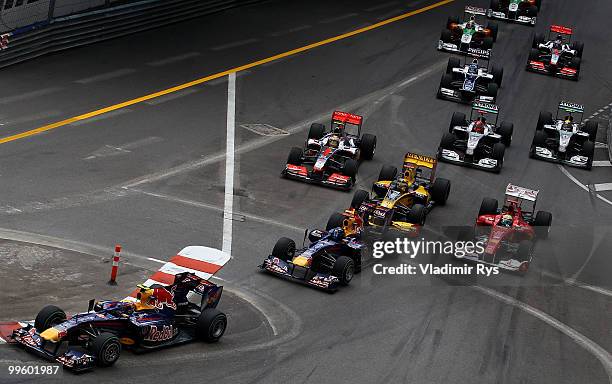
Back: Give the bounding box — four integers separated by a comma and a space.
437, 102, 513, 173
437, 55, 503, 104
530, 101, 597, 169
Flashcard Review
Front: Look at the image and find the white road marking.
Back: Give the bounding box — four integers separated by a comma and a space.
320, 13, 359, 23
557, 165, 612, 206
541, 271, 612, 298
69, 109, 132, 126
592, 161, 612, 167
211, 38, 259, 51
364, 1, 399, 12
146, 52, 201, 67
2, 110, 63, 125
0, 87, 62, 105
223, 72, 236, 256
268, 25, 312, 37
592, 182, 612, 192
473, 286, 612, 382
75, 68, 136, 84
83, 136, 163, 160
144, 88, 199, 105
595, 142, 608, 149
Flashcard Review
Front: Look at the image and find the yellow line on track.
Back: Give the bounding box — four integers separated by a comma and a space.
0, 0, 454, 145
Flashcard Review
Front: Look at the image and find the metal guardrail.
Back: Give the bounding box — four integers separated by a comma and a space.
0, 0, 264, 68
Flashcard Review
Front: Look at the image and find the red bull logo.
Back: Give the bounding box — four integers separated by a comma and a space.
152, 287, 177, 310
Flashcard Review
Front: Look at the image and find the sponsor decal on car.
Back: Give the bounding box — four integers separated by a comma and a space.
144, 325, 177, 342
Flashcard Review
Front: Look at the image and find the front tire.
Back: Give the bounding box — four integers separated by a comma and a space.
287, 147, 302, 165
360, 134, 377, 160
534, 211, 552, 239
498, 121, 513, 147
479, 198, 498, 216
196, 308, 227, 342
430, 178, 451, 205
90, 332, 121, 367
332, 256, 355, 286
449, 112, 466, 133
308, 123, 325, 140
351, 189, 369, 209
35, 305, 66, 332
343, 159, 359, 179
272, 237, 295, 262
406, 204, 426, 225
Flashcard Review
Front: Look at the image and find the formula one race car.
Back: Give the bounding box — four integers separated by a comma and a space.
459, 184, 552, 273
282, 111, 377, 190
530, 101, 597, 169
260, 210, 365, 291
437, 55, 503, 104
487, 0, 540, 26
527, 25, 584, 80
350, 152, 451, 236
7, 246, 230, 371
438, 6, 498, 58
437, 102, 513, 173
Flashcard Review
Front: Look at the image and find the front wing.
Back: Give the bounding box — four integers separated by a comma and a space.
460, 252, 530, 273
282, 164, 354, 190
526, 60, 579, 80
259, 256, 340, 291
438, 86, 495, 104
487, 9, 536, 25
437, 148, 500, 171
437, 41, 491, 59
530, 145, 591, 168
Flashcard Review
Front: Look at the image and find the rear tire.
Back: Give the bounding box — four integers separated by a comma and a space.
332, 256, 354, 286
430, 178, 451, 205
570, 57, 581, 69
446, 16, 459, 28
272, 237, 295, 262
498, 121, 513, 147
287, 147, 303, 165
583, 121, 598, 141
308, 123, 325, 140
351, 189, 369, 209
583, 140, 595, 170
479, 198, 498, 216
489, 0, 500, 10
537, 111, 553, 130
483, 37, 493, 50
90, 333, 121, 367
196, 308, 227, 342
360, 134, 377, 160
516, 240, 533, 262
486, 82, 498, 99
449, 112, 466, 133
571, 41, 584, 57
491, 142, 505, 172
406, 204, 426, 225
35, 305, 66, 332
486, 22, 498, 42
343, 159, 359, 179
529, 48, 540, 61
534, 211, 552, 239
491, 65, 503, 87
378, 165, 398, 181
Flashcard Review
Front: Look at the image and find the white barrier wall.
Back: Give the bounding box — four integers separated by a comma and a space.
0, 0, 50, 32
53, 0, 105, 17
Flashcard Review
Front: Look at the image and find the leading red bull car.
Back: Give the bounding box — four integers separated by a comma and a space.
459, 184, 552, 273
5, 246, 230, 372
282, 111, 377, 190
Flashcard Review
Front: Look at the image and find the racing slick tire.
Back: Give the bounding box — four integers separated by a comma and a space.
343, 159, 359, 180
491, 142, 505, 173
446, 57, 461, 73
531, 131, 547, 157
446, 16, 459, 28
196, 308, 227, 342
308, 123, 325, 140
532, 33, 544, 48
534, 211, 553, 239
449, 112, 466, 133
378, 164, 398, 182
90, 332, 121, 367
351, 189, 370, 209
486, 82, 498, 99
326, 212, 346, 231
272, 237, 296, 262
438, 74, 453, 98
360, 133, 377, 160
517, 240, 533, 263
527, 5, 538, 16
491, 65, 504, 87
583, 121, 599, 141
570, 57, 581, 70
489, 0, 500, 11
571, 41, 584, 58
332, 256, 355, 286
536, 111, 553, 130
582, 140, 595, 170
486, 22, 498, 42
479, 198, 498, 216
431, 178, 451, 206
287, 147, 303, 165
528, 48, 540, 62
440, 28, 452, 43
440, 132, 456, 149
498, 121, 513, 147
35, 305, 67, 331
483, 37, 493, 50
406, 204, 426, 225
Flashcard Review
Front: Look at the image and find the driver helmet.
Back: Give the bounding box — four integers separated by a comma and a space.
473, 117, 486, 133
562, 115, 573, 131
468, 58, 479, 74
466, 15, 475, 29
553, 35, 563, 48
328, 135, 340, 148
135, 285, 156, 311
500, 214, 513, 227
328, 227, 345, 242
333, 122, 344, 133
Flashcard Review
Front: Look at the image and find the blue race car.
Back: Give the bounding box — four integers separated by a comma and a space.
260, 211, 366, 291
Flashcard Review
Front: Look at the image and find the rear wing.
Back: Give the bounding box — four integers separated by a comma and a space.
472, 101, 499, 115
404, 152, 437, 170
505, 184, 539, 202
126, 246, 231, 299
550, 25, 572, 35
558, 101, 584, 114
332, 110, 363, 126
465, 5, 486, 16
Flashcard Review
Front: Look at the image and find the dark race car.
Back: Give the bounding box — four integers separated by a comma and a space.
527, 25, 584, 80
437, 102, 513, 173
260, 210, 365, 291
282, 111, 377, 190
459, 184, 552, 273
6, 246, 230, 372
437, 55, 503, 104
487, 0, 540, 26
530, 101, 597, 169
438, 6, 498, 58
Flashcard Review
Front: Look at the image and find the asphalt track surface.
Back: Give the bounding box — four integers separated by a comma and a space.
0, 0, 611, 383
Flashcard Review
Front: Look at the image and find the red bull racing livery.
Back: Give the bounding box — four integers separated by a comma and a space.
282, 111, 377, 190
4, 246, 230, 372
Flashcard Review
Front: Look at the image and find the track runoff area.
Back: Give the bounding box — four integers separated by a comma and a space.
0, 0, 611, 382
